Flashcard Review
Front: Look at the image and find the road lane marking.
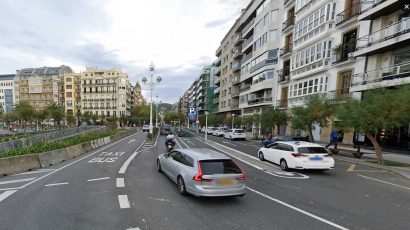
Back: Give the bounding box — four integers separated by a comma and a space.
128, 139, 136, 144
154, 132, 159, 146
116, 178, 125, 187
87, 177, 110, 182
127, 228, 141, 230
247, 187, 349, 230
18, 132, 140, 190
0, 190, 17, 202
118, 140, 146, 174
175, 139, 183, 149
0, 177, 36, 185
357, 174, 410, 190
222, 141, 238, 147
196, 137, 309, 179
44, 182, 69, 187
178, 137, 190, 148
11, 170, 54, 176
118, 195, 131, 208
346, 164, 387, 173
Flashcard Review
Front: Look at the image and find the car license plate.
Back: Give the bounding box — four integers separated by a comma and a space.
309, 156, 323, 161
217, 178, 233, 185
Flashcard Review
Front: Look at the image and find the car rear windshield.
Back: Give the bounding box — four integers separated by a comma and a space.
234, 130, 244, 133
200, 160, 242, 175
298, 147, 328, 154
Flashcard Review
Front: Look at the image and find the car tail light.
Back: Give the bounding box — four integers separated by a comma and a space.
193, 161, 212, 182
291, 153, 308, 158
236, 163, 246, 181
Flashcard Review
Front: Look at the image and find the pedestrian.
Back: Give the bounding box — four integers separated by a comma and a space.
326, 129, 338, 149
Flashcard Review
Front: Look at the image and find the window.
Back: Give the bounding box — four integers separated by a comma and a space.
66, 85, 72, 89
66, 78, 72, 82
271, 10, 278, 22
269, 30, 277, 42
199, 160, 242, 174
67, 100, 73, 107
66, 92, 72, 97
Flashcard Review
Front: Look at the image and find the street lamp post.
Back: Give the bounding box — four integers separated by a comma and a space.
142, 62, 162, 134
205, 111, 209, 141
232, 113, 236, 129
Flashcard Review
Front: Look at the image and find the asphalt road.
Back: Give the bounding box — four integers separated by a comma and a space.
0, 129, 409, 230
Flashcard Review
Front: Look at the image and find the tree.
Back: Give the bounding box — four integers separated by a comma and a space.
35, 109, 50, 131
119, 114, 127, 127
66, 114, 76, 128
336, 86, 410, 164
291, 96, 334, 142
261, 107, 289, 135
47, 102, 65, 129
82, 111, 92, 125
14, 101, 35, 134
164, 112, 185, 125
107, 116, 118, 131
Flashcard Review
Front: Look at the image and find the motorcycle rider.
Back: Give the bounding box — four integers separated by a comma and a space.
165, 131, 176, 148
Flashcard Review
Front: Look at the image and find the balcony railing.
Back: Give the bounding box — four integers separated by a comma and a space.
232, 76, 240, 84
250, 58, 278, 74
282, 16, 295, 32
231, 90, 240, 97
360, 0, 386, 13
278, 75, 290, 83
213, 97, 219, 104
336, 1, 361, 26
276, 99, 288, 108
242, 35, 254, 50
239, 85, 251, 93
326, 88, 352, 100
242, 18, 255, 35
233, 33, 243, 45
241, 52, 253, 64
248, 97, 273, 105
352, 62, 410, 86
232, 61, 241, 72
284, 0, 295, 6
356, 18, 410, 50
280, 44, 293, 57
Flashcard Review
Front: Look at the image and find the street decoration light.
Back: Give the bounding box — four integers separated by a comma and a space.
142, 62, 162, 134
232, 113, 236, 129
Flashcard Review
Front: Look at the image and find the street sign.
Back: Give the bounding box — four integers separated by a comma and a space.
188, 107, 197, 121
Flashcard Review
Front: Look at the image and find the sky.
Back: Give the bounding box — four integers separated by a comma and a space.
0, 0, 249, 103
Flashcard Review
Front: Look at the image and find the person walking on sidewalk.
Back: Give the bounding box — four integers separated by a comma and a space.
326, 130, 338, 149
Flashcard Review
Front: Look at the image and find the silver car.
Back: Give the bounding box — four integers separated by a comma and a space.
157, 148, 246, 197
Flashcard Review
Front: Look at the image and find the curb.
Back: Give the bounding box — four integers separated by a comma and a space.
0, 129, 136, 177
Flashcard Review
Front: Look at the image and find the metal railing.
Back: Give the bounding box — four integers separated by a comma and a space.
278, 75, 290, 83
248, 97, 273, 105
239, 85, 251, 93
242, 18, 255, 35
250, 58, 278, 73
326, 88, 352, 100
280, 44, 293, 56
336, 1, 361, 25
360, 0, 387, 13
233, 33, 243, 45
276, 99, 288, 108
356, 18, 410, 50
282, 16, 295, 31
352, 62, 410, 86
232, 61, 241, 72
241, 52, 253, 64
242, 35, 254, 50
213, 97, 219, 104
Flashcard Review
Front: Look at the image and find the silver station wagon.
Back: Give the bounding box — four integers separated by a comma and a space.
157, 148, 246, 197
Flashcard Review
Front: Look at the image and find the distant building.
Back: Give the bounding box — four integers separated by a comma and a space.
133, 81, 146, 107
61, 72, 82, 119
0, 74, 15, 113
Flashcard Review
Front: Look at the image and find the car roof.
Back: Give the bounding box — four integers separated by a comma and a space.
274, 141, 324, 148
178, 148, 231, 161
231, 128, 243, 131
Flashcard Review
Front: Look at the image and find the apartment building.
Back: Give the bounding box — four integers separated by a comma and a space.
61, 72, 81, 116
213, 46, 222, 113
238, 0, 282, 117
132, 81, 146, 107
81, 67, 131, 118
217, 19, 242, 117
350, 0, 410, 149
179, 90, 189, 115
0, 74, 15, 113
14, 66, 73, 110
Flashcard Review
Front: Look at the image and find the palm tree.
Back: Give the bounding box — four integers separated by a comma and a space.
14, 101, 35, 134
47, 102, 65, 129
66, 113, 76, 128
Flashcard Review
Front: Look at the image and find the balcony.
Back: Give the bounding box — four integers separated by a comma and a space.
232, 76, 240, 85
233, 33, 244, 46
242, 18, 255, 37
355, 18, 410, 57
232, 61, 241, 72
332, 43, 355, 65
335, 2, 361, 26
351, 62, 410, 91
233, 49, 243, 60
214, 76, 220, 85
213, 97, 219, 104
291, 59, 330, 79
241, 52, 253, 64
326, 88, 352, 101
278, 75, 290, 83
239, 85, 251, 93
276, 99, 288, 108
282, 16, 295, 32
214, 87, 220, 94
231, 90, 240, 97
230, 104, 239, 110
359, 0, 402, 21
280, 44, 293, 57
284, 0, 295, 7
248, 97, 273, 105
250, 58, 278, 74
242, 35, 254, 51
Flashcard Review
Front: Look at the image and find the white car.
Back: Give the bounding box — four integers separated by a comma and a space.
200, 127, 206, 133
224, 129, 246, 140
212, 127, 227, 137
257, 141, 335, 171
142, 125, 150, 132
206, 127, 216, 134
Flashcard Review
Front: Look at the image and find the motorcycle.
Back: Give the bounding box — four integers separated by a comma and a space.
165, 139, 175, 152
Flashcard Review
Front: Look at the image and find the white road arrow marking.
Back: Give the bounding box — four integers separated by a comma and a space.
128, 139, 136, 144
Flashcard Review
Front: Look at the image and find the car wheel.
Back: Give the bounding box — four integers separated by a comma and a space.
258, 152, 265, 161
177, 176, 187, 196
280, 159, 289, 171
230, 135, 233, 141
157, 160, 162, 173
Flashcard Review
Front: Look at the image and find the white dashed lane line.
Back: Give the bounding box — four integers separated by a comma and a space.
44, 182, 69, 187
87, 177, 110, 182
118, 195, 131, 208
116, 178, 125, 188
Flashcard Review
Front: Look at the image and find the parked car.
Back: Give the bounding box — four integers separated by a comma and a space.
160, 125, 172, 135
213, 127, 228, 137
206, 127, 217, 134
157, 148, 246, 197
224, 129, 246, 140
142, 125, 150, 132
257, 141, 335, 171
261, 135, 310, 147
200, 127, 207, 133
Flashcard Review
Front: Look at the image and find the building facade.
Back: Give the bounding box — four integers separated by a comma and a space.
61, 73, 81, 117
132, 81, 146, 107
0, 74, 15, 113
14, 66, 73, 110
81, 67, 131, 118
